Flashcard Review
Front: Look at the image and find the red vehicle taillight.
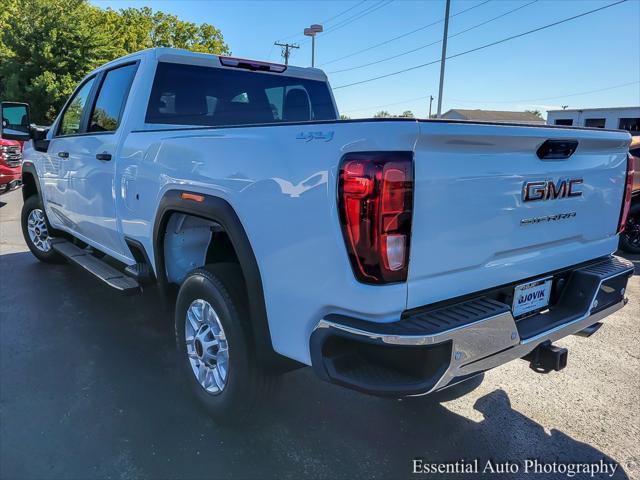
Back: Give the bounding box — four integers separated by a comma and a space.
618, 153, 635, 233
338, 152, 414, 284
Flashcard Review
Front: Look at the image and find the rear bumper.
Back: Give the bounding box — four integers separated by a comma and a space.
310, 255, 634, 397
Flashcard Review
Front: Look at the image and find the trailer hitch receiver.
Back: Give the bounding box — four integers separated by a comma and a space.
523, 341, 568, 373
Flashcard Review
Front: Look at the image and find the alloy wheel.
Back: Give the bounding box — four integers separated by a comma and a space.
185, 299, 230, 394
27, 208, 52, 252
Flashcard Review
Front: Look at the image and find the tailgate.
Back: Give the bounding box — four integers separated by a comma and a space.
407, 121, 631, 309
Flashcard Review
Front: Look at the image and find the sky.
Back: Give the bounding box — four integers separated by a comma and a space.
90, 0, 640, 119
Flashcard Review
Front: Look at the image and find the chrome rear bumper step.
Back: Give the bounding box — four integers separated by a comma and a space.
310, 255, 634, 397
52, 239, 140, 294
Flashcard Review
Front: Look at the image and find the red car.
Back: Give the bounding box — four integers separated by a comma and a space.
0, 136, 22, 194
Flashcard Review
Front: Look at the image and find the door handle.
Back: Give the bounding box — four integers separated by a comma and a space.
58, 151, 69, 158
96, 153, 112, 161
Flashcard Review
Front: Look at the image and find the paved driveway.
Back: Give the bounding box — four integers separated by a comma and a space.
1, 189, 638, 479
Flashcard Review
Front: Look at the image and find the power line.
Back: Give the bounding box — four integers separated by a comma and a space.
449, 80, 640, 104
329, 0, 538, 74
321, 0, 369, 25
322, 0, 395, 37
276, 0, 369, 41
282, 0, 394, 51
320, 0, 492, 67
339, 80, 640, 115
333, 0, 628, 90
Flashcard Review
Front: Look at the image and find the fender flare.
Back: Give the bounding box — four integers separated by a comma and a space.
20, 161, 42, 201
153, 190, 293, 370
19, 161, 66, 238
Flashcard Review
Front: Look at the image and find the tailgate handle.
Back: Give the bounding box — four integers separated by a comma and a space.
536, 139, 578, 160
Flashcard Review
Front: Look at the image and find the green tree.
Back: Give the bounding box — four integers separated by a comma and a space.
339, 114, 351, 120
525, 109, 544, 120
399, 110, 414, 118
374, 110, 392, 118
0, 0, 230, 124
104, 7, 229, 57
0, 0, 17, 58
1, 0, 120, 123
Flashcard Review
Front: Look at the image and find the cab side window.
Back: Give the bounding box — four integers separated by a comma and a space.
58, 77, 96, 136
89, 64, 137, 133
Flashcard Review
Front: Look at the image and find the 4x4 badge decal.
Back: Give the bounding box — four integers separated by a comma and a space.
296, 131, 334, 142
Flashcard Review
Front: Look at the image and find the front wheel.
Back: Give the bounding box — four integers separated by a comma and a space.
21, 195, 63, 263
175, 264, 279, 423
619, 202, 640, 254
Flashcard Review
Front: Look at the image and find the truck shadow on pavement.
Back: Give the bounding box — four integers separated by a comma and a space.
0, 251, 630, 480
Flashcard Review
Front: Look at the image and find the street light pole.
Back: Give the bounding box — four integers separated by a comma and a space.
436, 0, 451, 118
428, 95, 434, 118
304, 24, 323, 67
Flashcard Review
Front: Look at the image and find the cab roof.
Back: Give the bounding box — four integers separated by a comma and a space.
91, 47, 328, 82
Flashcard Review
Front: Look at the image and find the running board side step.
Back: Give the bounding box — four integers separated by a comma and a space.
51, 239, 140, 294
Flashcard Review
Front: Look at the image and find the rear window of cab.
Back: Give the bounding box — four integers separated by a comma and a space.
145, 62, 337, 127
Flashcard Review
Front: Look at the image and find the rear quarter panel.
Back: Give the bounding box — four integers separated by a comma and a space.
117, 120, 419, 364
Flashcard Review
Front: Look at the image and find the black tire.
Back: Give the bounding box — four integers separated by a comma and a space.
619, 202, 640, 254
21, 195, 64, 263
175, 263, 278, 423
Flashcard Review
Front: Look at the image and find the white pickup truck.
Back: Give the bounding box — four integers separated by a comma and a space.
2, 48, 635, 422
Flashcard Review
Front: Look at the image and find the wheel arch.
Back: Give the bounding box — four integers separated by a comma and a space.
21, 162, 41, 201
153, 190, 298, 372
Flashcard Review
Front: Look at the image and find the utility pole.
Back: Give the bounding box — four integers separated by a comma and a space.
436, 0, 451, 118
428, 95, 434, 118
274, 41, 299, 66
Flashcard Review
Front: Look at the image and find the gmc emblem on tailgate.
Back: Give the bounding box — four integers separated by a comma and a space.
523, 178, 583, 202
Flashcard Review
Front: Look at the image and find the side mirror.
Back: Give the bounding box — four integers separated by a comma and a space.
0, 102, 31, 141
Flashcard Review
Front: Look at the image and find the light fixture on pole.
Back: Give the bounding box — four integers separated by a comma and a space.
303, 24, 323, 67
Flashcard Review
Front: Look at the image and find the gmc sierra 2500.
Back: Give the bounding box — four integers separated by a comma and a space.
2, 48, 634, 422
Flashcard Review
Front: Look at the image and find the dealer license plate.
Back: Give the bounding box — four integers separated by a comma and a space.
512, 278, 552, 318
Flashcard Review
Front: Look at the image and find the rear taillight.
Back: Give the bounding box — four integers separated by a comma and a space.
338, 152, 413, 284
618, 153, 635, 233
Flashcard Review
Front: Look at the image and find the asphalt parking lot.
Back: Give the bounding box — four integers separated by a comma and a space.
0, 188, 638, 480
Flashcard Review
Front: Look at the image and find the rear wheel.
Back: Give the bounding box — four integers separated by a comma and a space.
21, 195, 63, 263
175, 264, 278, 423
619, 202, 640, 254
